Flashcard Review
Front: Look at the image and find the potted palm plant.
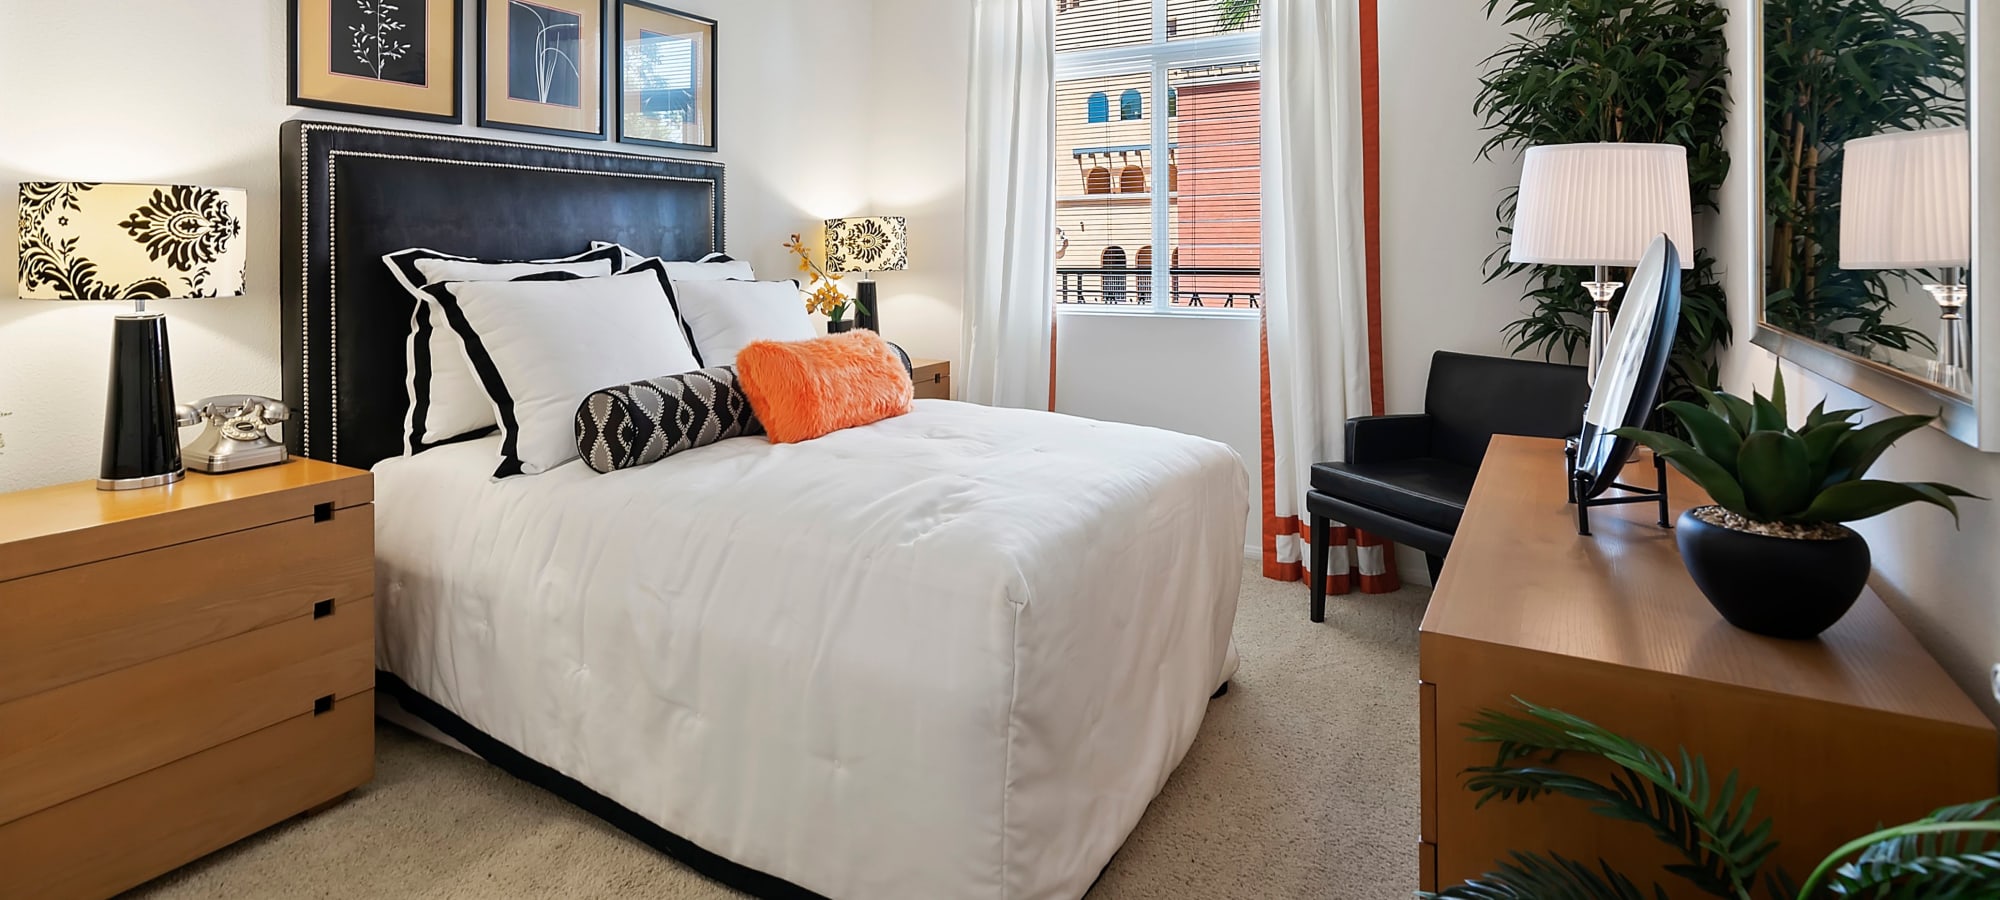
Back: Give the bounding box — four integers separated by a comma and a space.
1424, 700, 2000, 898
1612, 371, 1978, 639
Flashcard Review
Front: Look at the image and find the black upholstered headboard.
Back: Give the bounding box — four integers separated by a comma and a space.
280, 120, 726, 469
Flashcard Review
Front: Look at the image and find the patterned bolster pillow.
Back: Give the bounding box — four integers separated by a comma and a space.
574, 365, 764, 474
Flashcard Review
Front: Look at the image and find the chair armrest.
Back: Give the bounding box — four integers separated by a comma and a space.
1345, 414, 1433, 464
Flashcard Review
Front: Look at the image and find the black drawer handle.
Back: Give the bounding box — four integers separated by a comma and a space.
314, 694, 335, 715
313, 599, 335, 619
314, 502, 335, 523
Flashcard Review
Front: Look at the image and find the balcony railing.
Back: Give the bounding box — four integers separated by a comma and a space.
1055, 266, 1261, 308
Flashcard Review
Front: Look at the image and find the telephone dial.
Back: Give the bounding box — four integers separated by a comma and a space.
181, 395, 290, 474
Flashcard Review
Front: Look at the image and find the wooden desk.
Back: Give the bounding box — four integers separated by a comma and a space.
1419, 436, 1996, 892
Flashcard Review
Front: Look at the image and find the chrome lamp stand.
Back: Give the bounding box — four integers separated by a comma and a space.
1925, 267, 1971, 392
1582, 264, 1624, 388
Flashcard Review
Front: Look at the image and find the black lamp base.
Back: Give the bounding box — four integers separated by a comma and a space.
855, 279, 880, 332
98, 312, 185, 491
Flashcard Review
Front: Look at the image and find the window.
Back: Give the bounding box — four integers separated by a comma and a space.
1119, 89, 1144, 120
1053, 0, 1261, 312
1086, 92, 1110, 123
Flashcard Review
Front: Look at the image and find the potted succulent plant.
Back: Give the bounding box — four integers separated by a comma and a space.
1613, 371, 1979, 639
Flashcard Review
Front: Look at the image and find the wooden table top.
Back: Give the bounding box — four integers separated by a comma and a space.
1423, 435, 1990, 731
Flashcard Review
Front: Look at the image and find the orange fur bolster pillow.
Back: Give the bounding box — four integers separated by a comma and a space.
735, 330, 915, 443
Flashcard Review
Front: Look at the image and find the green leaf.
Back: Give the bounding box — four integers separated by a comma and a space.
1422, 851, 1665, 900
1801, 420, 1856, 488
1751, 389, 1787, 433
1660, 401, 1742, 475
1802, 799, 2000, 899
1614, 428, 1749, 514
1735, 431, 1814, 520
1825, 414, 1938, 485
1795, 480, 1966, 526
1704, 389, 1757, 437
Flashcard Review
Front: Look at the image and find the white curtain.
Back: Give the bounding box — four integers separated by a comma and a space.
961, 0, 1056, 409
1261, 0, 1377, 571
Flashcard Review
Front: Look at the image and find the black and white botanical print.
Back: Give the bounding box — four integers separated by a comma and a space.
330, 0, 428, 86
507, 0, 582, 107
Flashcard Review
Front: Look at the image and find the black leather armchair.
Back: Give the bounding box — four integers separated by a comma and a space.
1305, 351, 1588, 620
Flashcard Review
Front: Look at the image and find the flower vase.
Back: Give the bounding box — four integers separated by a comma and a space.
827, 319, 855, 334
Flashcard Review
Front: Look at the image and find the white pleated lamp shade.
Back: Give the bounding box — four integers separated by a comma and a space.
1839, 127, 1970, 270
1509, 143, 1695, 270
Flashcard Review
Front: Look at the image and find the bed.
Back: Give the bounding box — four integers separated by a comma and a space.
281, 120, 1245, 900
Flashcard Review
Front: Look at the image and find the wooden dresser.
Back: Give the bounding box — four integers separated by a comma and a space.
0, 461, 376, 900
1420, 436, 1997, 891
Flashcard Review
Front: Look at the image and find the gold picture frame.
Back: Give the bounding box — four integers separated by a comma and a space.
478, 0, 607, 139
290, 0, 463, 123
616, 1, 717, 152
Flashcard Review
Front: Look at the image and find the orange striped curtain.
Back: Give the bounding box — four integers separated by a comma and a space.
1257, 0, 1398, 597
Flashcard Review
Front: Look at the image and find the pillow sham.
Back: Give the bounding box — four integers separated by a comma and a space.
428, 260, 703, 477
736, 330, 915, 445
575, 366, 764, 474
669, 279, 817, 368
591, 242, 754, 281
385, 245, 623, 453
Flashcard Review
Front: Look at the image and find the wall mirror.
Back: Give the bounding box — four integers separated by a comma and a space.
1752, 0, 1999, 449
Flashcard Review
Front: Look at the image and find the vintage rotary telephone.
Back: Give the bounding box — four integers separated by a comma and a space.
181, 395, 290, 474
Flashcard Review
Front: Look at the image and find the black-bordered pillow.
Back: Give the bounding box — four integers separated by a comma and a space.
384, 245, 624, 453
576, 366, 764, 474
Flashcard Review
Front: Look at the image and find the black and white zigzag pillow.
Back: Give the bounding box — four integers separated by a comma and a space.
575, 366, 764, 474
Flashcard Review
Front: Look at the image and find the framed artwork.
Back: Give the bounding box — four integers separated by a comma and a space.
478, 0, 607, 139
616, 2, 717, 152
289, 0, 463, 123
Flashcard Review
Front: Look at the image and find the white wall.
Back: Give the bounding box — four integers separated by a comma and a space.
1053, 313, 1263, 551
0, 0, 874, 492
1376, 5, 1525, 416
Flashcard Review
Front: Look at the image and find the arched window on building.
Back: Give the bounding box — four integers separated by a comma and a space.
1101, 246, 1128, 304
1085, 166, 1112, 195
1118, 165, 1147, 194
1086, 92, 1110, 124
1119, 89, 1142, 121
1135, 246, 1153, 302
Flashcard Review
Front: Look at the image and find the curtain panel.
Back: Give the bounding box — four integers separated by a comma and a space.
1259, 0, 1399, 595
961, 0, 1057, 410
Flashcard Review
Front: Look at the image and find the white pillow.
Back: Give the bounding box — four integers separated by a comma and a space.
429, 260, 703, 477
384, 246, 622, 452
670, 279, 817, 368
591, 241, 755, 282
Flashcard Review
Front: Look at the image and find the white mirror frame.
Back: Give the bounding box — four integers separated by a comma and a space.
1748, 2, 1999, 451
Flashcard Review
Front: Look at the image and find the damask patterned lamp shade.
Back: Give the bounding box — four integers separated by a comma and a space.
17, 182, 248, 302
15, 182, 249, 491
824, 216, 908, 333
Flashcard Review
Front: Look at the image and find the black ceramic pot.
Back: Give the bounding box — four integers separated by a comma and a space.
827, 319, 855, 334
1675, 507, 1871, 640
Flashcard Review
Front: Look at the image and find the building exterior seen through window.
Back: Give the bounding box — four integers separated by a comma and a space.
1054, 0, 1260, 311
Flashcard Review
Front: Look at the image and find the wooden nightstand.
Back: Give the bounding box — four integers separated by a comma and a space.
910, 357, 952, 400
0, 460, 376, 900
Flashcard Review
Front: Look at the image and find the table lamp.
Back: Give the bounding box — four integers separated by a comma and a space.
1509, 143, 1694, 386
825, 216, 908, 333
16, 181, 248, 490
1839, 127, 1972, 391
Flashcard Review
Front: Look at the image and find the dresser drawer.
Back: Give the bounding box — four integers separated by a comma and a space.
0, 505, 373, 704
0, 691, 374, 900
0, 599, 372, 825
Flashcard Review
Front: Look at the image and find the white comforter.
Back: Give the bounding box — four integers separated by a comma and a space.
373, 400, 1246, 900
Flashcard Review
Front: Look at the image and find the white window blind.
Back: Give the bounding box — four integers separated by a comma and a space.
1053, 0, 1261, 313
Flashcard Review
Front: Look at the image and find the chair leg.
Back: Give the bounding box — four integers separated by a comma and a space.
1309, 511, 1330, 623
1426, 553, 1445, 585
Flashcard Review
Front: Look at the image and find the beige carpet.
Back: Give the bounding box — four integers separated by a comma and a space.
128, 562, 1428, 900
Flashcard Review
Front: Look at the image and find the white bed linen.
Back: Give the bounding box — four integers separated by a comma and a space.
373, 400, 1245, 900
